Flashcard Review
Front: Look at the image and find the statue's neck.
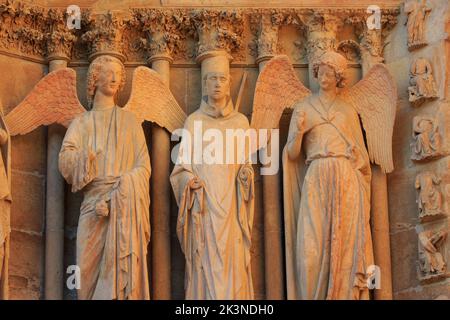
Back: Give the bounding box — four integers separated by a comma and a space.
317, 88, 338, 112
92, 91, 116, 111
207, 96, 228, 111
318, 88, 337, 101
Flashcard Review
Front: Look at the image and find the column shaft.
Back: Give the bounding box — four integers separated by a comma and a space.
258, 60, 284, 300
150, 58, 172, 299
44, 59, 67, 300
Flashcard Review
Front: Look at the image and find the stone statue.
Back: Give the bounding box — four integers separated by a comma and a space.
170, 54, 255, 300
405, 0, 432, 51
418, 230, 447, 280
0, 102, 11, 300
411, 116, 441, 161
415, 171, 443, 220
59, 56, 152, 300
4, 56, 186, 299
251, 53, 397, 299
408, 57, 438, 106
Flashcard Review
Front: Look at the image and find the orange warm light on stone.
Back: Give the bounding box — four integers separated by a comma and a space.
0, 0, 449, 301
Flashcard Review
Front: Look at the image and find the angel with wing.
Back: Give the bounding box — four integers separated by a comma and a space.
5, 55, 186, 300
251, 52, 397, 300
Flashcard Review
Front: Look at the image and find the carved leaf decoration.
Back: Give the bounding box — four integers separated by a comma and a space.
5, 68, 85, 136
341, 63, 397, 173
123, 66, 186, 133
251, 55, 311, 130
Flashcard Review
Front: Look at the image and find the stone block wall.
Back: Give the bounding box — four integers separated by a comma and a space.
384, 0, 450, 300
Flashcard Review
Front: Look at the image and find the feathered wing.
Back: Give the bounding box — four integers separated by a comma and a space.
251, 55, 311, 130
341, 63, 397, 173
5, 68, 85, 136
123, 66, 186, 133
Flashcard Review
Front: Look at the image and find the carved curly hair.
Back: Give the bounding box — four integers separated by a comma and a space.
86, 55, 126, 109
312, 51, 348, 88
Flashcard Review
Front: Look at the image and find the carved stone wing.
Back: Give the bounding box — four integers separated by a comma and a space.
123, 66, 186, 133
251, 55, 311, 129
341, 63, 397, 173
5, 68, 85, 136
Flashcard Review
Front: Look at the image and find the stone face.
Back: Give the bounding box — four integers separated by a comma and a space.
0, 0, 448, 301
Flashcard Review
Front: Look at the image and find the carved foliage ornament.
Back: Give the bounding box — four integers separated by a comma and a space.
131, 8, 190, 60
0, 2, 400, 62
45, 8, 77, 60
190, 9, 244, 57
81, 11, 130, 60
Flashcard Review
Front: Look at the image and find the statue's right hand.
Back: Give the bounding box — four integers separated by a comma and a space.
189, 176, 204, 190
88, 148, 102, 162
95, 199, 109, 217
296, 110, 306, 132
83, 148, 101, 184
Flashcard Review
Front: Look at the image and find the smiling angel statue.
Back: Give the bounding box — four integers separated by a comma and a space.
251, 52, 397, 300
4, 55, 186, 300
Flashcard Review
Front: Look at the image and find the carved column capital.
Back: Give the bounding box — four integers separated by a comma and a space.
252, 13, 280, 64
81, 11, 129, 62
300, 12, 343, 63
349, 9, 399, 69
145, 31, 174, 65
190, 9, 243, 60
45, 8, 77, 62
0, 0, 47, 57
132, 9, 189, 64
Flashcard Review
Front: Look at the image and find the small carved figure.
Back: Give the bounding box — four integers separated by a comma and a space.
405, 0, 432, 50
418, 230, 447, 280
415, 172, 443, 220
411, 116, 442, 161
408, 57, 438, 106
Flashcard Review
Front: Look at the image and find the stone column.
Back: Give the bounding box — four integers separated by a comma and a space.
146, 30, 173, 300
44, 24, 76, 299
255, 14, 284, 300
370, 166, 393, 300
360, 27, 393, 300
44, 73, 66, 300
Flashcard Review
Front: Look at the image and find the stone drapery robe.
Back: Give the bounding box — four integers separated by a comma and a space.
171, 98, 255, 300
0, 113, 11, 300
59, 106, 151, 300
283, 96, 374, 300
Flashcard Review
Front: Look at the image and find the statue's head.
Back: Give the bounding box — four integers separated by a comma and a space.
86, 55, 126, 108
313, 51, 347, 89
200, 52, 232, 102
203, 71, 231, 101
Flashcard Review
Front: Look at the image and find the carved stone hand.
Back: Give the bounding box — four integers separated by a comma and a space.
95, 199, 109, 217
189, 176, 204, 190
296, 110, 306, 133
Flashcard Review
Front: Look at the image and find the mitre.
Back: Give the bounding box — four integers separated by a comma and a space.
198, 51, 232, 79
